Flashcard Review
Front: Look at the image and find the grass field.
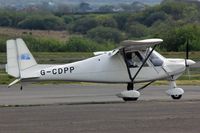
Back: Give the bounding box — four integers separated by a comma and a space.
0, 27, 69, 42
0, 51, 199, 85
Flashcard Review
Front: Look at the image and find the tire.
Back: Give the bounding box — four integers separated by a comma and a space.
123, 97, 138, 101
171, 95, 182, 100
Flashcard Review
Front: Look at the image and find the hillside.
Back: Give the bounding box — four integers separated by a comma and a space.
0, 0, 162, 6
0, 27, 69, 42
0, 0, 200, 53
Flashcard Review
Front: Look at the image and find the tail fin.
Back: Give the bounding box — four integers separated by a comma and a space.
6, 38, 37, 78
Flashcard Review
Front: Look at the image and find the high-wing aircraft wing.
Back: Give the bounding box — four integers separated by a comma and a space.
93, 39, 163, 56
120, 38, 163, 51
117, 38, 163, 56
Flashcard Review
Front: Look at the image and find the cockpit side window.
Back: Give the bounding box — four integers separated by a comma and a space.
125, 51, 148, 68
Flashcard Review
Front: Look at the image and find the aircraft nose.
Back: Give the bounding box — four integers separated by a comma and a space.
186, 59, 196, 66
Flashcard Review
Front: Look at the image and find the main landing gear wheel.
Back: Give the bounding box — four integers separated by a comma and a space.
123, 97, 138, 101
171, 95, 182, 100
117, 83, 140, 102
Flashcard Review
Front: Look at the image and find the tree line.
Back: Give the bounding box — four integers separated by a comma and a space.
0, 0, 200, 52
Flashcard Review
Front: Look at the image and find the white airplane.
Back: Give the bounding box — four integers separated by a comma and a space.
6, 38, 195, 101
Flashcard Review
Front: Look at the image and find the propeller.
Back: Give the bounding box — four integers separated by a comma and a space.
185, 39, 189, 66
185, 39, 191, 79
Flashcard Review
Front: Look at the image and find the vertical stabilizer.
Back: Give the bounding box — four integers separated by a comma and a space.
16, 38, 37, 70
6, 38, 37, 78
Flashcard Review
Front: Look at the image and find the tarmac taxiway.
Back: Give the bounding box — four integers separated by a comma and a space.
0, 84, 200, 133
0, 84, 199, 105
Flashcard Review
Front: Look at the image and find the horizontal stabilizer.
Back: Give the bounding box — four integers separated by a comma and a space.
8, 79, 21, 88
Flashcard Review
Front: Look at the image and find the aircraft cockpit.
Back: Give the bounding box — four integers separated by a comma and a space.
124, 48, 165, 68
147, 48, 165, 67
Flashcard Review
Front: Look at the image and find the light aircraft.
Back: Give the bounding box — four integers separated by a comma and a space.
6, 38, 195, 101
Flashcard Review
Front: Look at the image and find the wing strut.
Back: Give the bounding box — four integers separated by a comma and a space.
137, 80, 155, 91
132, 45, 157, 81
122, 45, 157, 83
122, 48, 132, 81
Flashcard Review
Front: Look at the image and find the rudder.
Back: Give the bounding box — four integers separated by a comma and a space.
6, 39, 20, 78
16, 38, 37, 71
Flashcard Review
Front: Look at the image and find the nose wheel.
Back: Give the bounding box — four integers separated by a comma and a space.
166, 81, 184, 100
171, 95, 182, 100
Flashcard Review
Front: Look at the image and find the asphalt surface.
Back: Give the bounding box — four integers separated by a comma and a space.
0, 84, 200, 133
0, 84, 199, 105
1, 100, 200, 133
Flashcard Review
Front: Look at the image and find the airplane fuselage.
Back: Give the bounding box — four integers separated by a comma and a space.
20, 51, 185, 83
6, 38, 196, 100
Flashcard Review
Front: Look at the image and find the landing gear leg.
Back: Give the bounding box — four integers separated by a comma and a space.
20, 85, 23, 91
127, 83, 133, 90
166, 80, 184, 100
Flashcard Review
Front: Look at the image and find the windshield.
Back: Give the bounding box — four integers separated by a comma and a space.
146, 48, 165, 66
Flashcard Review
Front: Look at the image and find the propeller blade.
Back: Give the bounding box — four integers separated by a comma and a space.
186, 39, 189, 60
186, 67, 191, 80
185, 39, 189, 67
185, 39, 190, 79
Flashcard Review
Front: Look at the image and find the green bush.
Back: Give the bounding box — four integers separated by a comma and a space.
62, 15, 74, 24
65, 36, 98, 52
0, 11, 26, 27
18, 15, 65, 30
113, 13, 129, 30
126, 22, 148, 38
87, 26, 125, 43
65, 36, 115, 52
144, 11, 167, 26
95, 15, 117, 28
0, 35, 10, 52
23, 35, 65, 52
161, 0, 187, 20
0, 16, 12, 26
70, 17, 98, 34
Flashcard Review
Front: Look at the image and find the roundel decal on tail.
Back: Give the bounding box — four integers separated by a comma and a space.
20, 53, 31, 60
